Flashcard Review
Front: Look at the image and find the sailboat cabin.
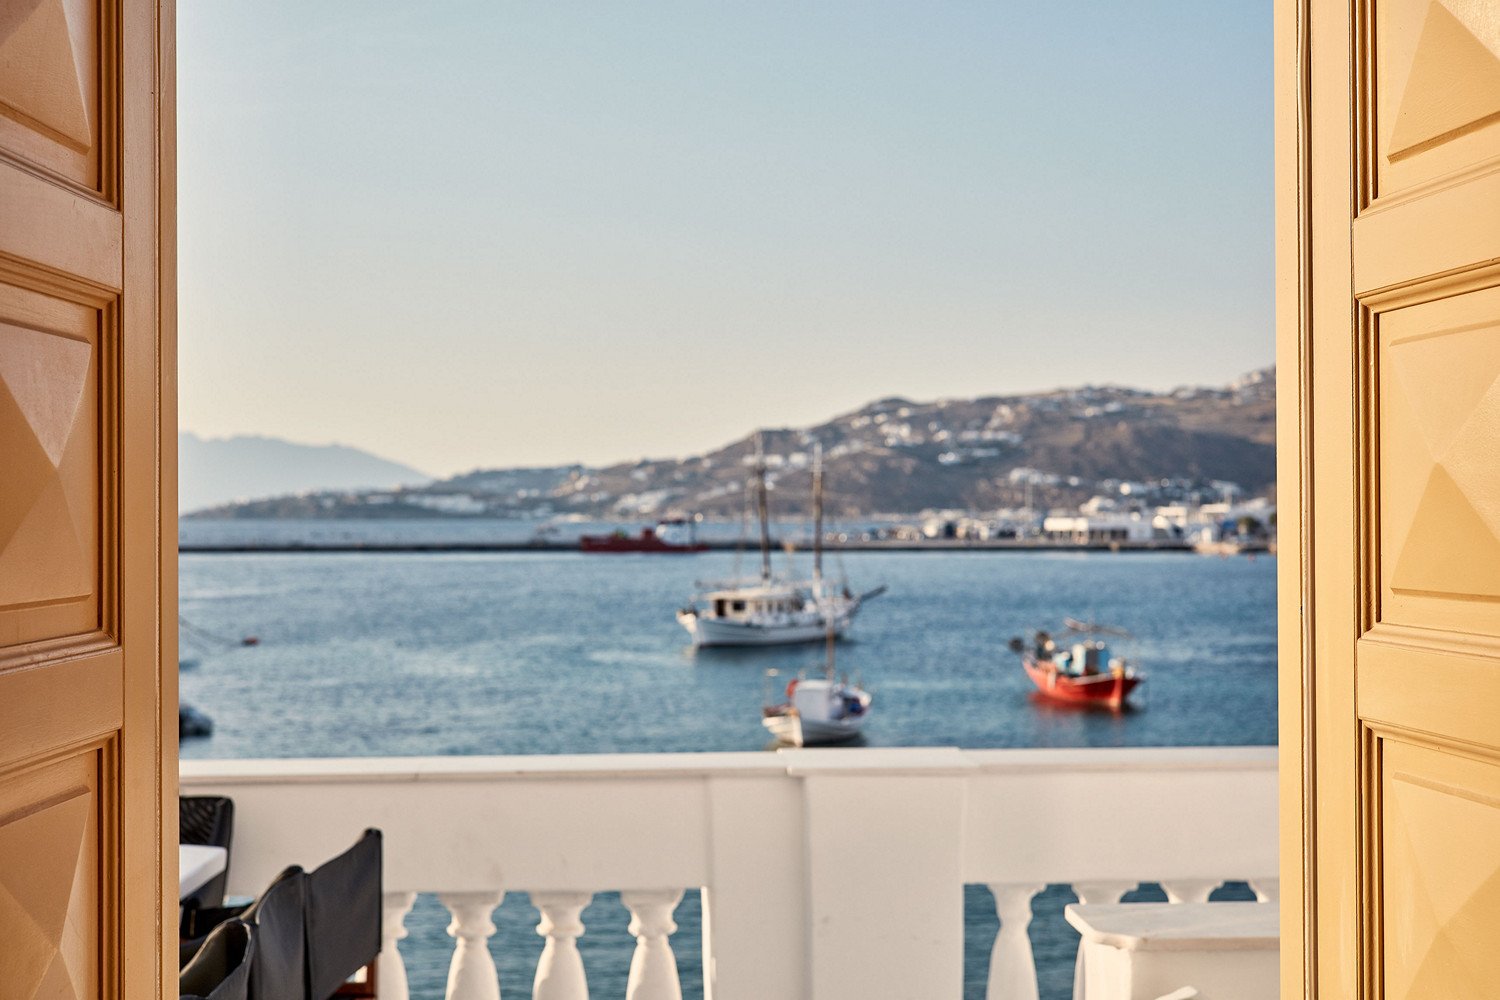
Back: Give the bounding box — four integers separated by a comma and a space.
706, 585, 813, 622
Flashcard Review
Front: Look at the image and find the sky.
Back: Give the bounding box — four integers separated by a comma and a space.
178, 2, 1272, 477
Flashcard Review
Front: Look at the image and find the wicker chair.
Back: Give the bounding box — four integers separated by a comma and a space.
180, 795, 235, 915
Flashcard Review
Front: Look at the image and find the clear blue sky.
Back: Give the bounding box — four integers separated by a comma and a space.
179, 2, 1271, 477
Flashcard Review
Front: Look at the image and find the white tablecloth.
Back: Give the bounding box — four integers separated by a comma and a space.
179, 844, 228, 901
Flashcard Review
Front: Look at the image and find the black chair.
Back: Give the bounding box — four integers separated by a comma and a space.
243, 866, 308, 1000
182, 831, 383, 1000
179, 919, 254, 1000
180, 795, 235, 920
305, 829, 382, 1000
181, 865, 305, 979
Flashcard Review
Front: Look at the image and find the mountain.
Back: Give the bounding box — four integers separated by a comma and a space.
178, 433, 430, 514
187, 367, 1274, 519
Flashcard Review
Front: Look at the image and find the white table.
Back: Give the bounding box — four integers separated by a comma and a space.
1065, 902, 1277, 1000
179, 844, 228, 901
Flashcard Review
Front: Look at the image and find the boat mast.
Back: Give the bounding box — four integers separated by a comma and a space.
825, 615, 836, 679
812, 442, 824, 594
755, 433, 772, 583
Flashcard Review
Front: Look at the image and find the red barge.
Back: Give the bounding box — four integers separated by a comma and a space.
1008, 619, 1143, 710
579, 517, 707, 554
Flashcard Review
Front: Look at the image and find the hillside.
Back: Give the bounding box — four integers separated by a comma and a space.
189, 368, 1273, 519
179, 433, 430, 514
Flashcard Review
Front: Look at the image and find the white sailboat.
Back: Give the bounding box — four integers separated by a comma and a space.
676, 439, 884, 648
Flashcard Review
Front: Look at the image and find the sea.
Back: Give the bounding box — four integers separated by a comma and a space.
178, 519, 1277, 1000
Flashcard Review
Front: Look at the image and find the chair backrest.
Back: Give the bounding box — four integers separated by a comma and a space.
180, 796, 236, 913
181, 796, 235, 848
243, 865, 308, 1000
179, 920, 255, 1000
304, 829, 383, 1000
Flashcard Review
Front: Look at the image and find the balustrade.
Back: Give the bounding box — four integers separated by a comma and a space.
181, 745, 1277, 1000
1249, 877, 1279, 903
622, 889, 685, 1000
532, 892, 591, 1000
378, 891, 417, 1000
986, 883, 1045, 1000
440, 892, 504, 1000
1072, 881, 1136, 905
1161, 879, 1220, 904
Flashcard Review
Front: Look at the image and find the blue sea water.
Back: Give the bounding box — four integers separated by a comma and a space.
179, 542, 1276, 999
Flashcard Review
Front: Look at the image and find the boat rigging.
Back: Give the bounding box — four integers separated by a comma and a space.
676, 437, 884, 647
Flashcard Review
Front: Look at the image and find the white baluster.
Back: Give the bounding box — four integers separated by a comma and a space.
378, 892, 418, 1000
1072, 881, 1136, 905
622, 889, 684, 1000
440, 891, 505, 1000
532, 891, 591, 1000
1161, 879, 1219, 904
1069, 882, 1136, 999
986, 883, 1044, 1000
1249, 878, 1280, 903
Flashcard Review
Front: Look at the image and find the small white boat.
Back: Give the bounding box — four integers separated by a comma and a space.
762, 673, 872, 746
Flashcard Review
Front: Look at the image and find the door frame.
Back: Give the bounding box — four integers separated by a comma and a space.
1275, 0, 1314, 994
1276, 0, 1399, 996
125, 0, 179, 994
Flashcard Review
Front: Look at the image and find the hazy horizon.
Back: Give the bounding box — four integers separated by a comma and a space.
183, 361, 1274, 479
179, 2, 1271, 477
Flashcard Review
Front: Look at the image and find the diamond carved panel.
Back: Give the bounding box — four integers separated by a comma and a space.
0, 0, 91, 148
0, 0, 106, 192
1379, 284, 1500, 635
0, 750, 103, 1000
0, 281, 101, 650
1381, 740, 1500, 1000
1375, 0, 1500, 198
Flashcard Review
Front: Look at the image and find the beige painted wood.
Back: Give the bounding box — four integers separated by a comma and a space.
1273, 0, 1311, 996
0, 0, 176, 998
1282, 0, 1500, 996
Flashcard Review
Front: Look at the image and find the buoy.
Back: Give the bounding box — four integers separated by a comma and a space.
241, 636, 259, 647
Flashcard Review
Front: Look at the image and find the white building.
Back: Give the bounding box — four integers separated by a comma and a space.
1042, 511, 1156, 544
405, 493, 487, 515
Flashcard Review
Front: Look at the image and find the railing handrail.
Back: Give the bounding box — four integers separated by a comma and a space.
180, 744, 1275, 783
180, 746, 1279, 892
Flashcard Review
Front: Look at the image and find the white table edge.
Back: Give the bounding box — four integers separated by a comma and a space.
1064, 902, 1280, 953
179, 843, 229, 901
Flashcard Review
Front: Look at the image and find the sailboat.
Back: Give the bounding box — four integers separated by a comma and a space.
676, 438, 884, 648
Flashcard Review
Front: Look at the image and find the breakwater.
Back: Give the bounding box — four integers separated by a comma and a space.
179, 537, 1209, 554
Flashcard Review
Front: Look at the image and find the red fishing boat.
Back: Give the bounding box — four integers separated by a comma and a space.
579, 517, 708, 553
1007, 619, 1143, 709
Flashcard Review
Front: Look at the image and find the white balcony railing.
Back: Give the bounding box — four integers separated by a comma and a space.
180, 746, 1277, 1000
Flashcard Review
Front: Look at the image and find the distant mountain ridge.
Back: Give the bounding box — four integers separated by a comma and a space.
188, 367, 1274, 520
179, 433, 430, 513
